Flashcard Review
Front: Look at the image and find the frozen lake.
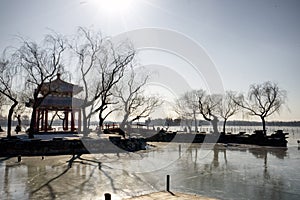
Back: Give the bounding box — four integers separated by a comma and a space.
0, 126, 300, 200
0, 144, 300, 199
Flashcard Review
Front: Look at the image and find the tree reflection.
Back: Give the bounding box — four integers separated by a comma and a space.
249, 147, 287, 160
208, 145, 228, 170
248, 147, 287, 181
0, 145, 294, 200
4, 165, 11, 200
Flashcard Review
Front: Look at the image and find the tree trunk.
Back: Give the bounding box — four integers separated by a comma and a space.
99, 116, 104, 129
261, 116, 266, 135
126, 121, 132, 130
222, 118, 227, 134
82, 109, 89, 137
29, 91, 40, 138
28, 106, 37, 138
49, 111, 58, 128
187, 125, 192, 133
210, 115, 219, 134
119, 121, 126, 130
193, 111, 198, 132
120, 113, 130, 130
7, 101, 18, 138
185, 119, 192, 133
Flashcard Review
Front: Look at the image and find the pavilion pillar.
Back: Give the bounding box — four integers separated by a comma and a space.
65, 111, 69, 131
41, 110, 44, 131
63, 111, 65, 130
44, 110, 48, 132
36, 109, 40, 131
78, 109, 82, 132
71, 111, 75, 132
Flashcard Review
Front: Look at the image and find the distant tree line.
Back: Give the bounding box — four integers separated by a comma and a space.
2, 117, 299, 129
147, 118, 300, 127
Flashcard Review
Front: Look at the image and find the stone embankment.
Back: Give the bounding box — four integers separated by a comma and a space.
0, 136, 147, 157
146, 130, 288, 147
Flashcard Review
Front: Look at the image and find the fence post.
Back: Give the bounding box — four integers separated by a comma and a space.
166, 175, 170, 192
104, 193, 111, 200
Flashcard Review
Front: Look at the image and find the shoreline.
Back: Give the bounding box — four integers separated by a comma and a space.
0, 130, 289, 157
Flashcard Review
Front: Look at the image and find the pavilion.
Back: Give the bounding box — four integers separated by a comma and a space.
27, 73, 83, 133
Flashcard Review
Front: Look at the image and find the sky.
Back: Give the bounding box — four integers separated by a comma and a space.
0, 0, 300, 121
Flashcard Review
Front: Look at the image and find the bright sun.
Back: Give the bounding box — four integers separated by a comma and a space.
95, 0, 134, 14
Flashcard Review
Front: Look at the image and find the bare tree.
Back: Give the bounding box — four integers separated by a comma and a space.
0, 94, 5, 113
197, 90, 221, 134
14, 33, 66, 138
175, 90, 222, 133
114, 68, 162, 129
233, 81, 286, 135
175, 90, 200, 132
129, 96, 162, 124
70, 27, 106, 134
114, 67, 147, 129
0, 58, 19, 138
217, 91, 240, 134
70, 27, 135, 135
93, 44, 134, 129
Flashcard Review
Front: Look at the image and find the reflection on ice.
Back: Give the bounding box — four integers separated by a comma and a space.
0, 143, 299, 200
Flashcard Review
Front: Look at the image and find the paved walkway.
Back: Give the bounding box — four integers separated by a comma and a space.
124, 191, 217, 200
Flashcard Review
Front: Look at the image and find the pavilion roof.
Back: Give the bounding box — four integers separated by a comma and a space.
41, 73, 83, 96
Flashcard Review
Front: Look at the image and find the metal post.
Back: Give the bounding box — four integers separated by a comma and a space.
104, 193, 111, 200
166, 175, 170, 192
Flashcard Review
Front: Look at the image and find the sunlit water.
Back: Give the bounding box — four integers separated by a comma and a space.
0, 126, 300, 200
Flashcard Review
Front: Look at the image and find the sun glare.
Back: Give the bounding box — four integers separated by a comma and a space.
95, 0, 134, 14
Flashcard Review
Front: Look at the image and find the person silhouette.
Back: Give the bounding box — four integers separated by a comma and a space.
15, 114, 22, 134
16, 115, 21, 127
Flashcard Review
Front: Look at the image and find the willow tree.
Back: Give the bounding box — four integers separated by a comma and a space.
70, 27, 135, 134
0, 58, 19, 138
0, 94, 5, 113
234, 81, 286, 135
217, 91, 241, 134
175, 90, 200, 132
197, 90, 221, 134
175, 89, 221, 133
94, 44, 134, 129
15, 34, 66, 138
70, 27, 105, 134
114, 67, 162, 129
